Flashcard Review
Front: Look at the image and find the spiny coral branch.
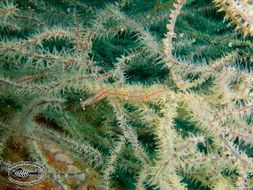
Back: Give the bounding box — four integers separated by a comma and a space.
163, 0, 187, 60
213, 0, 253, 36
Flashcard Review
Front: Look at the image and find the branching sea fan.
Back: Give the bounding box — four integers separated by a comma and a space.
0, 0, 253, 189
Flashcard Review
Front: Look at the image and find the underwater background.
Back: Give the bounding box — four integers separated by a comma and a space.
1, 0, 253, 189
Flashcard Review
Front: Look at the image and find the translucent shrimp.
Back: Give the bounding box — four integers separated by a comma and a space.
81, 88, 165, 110
80, 88, 112, 110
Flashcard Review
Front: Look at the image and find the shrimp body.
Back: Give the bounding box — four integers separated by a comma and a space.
81, 88, 164, 110
81, 88, 112, 109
